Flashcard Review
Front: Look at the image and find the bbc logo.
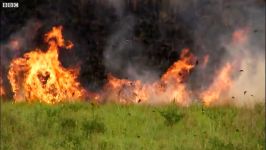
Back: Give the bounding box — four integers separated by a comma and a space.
2, 2, 19, 8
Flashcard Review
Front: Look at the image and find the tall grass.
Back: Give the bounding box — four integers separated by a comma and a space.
1, 102, 265, 150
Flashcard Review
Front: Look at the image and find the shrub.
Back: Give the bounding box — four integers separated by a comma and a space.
160, 107, 185, 127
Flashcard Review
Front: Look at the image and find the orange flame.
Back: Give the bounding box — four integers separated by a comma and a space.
200, 63, 233, 106
0, 76, 5, 97
5, 26, 239, 106
8, 26, 86, 104
159, 48, 196, 105
103, 48, 196, 106
161, 48, 195, 84
104, 74, 148, 104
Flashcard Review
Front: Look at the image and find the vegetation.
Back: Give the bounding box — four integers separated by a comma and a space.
1, 102, 265, 150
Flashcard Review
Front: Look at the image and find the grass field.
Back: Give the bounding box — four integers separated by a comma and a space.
1, 102, 265, 150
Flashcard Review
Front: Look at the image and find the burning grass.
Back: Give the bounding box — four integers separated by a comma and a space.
5, 25, 255, 107
1, 101, 264, 150
8, 26, 86, 104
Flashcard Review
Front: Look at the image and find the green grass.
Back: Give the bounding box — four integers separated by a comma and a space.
1, 102, 265, 150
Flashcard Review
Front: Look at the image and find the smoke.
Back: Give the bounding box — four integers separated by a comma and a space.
226, 27, 265, 107
218, 1, 265, 106
103, 15, 160, 82
111, 0, 264, 107
1, 19, 42, 65
0, 19, 42, 97
166, 0, 266, 106
105, 0, 125, 17
103, 1, 194, 83
1, 0, 264, 106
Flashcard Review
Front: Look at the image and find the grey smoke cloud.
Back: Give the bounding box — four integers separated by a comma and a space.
105, 0, 125, 17
1, 19, 41, 68
103, 15, 160, 82
1, 0, 264, 106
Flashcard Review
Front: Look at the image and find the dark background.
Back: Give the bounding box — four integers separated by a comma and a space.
1, 0, 265, 96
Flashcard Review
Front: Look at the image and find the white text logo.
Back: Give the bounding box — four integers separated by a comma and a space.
2, 2, 19, 8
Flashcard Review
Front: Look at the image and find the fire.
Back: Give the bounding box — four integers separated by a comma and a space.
103, 48, 196, 106
159, 48, 196, 105
161, 48, 196, 84
104, 74, 148, 104
8, 26, 86, 104
200, 63, 233, 106
5, 26, 241, 106
0, 77, 5, 97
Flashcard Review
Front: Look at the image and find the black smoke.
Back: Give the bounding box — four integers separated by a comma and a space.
1, 0, 265, 99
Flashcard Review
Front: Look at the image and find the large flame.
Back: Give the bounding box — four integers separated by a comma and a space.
160, 48, 196, 105
5, 26, 250, 106
8, 26, 86, 104
200, 63, 233, 106
103, 48, 196, 106
198, 28, 251, 106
